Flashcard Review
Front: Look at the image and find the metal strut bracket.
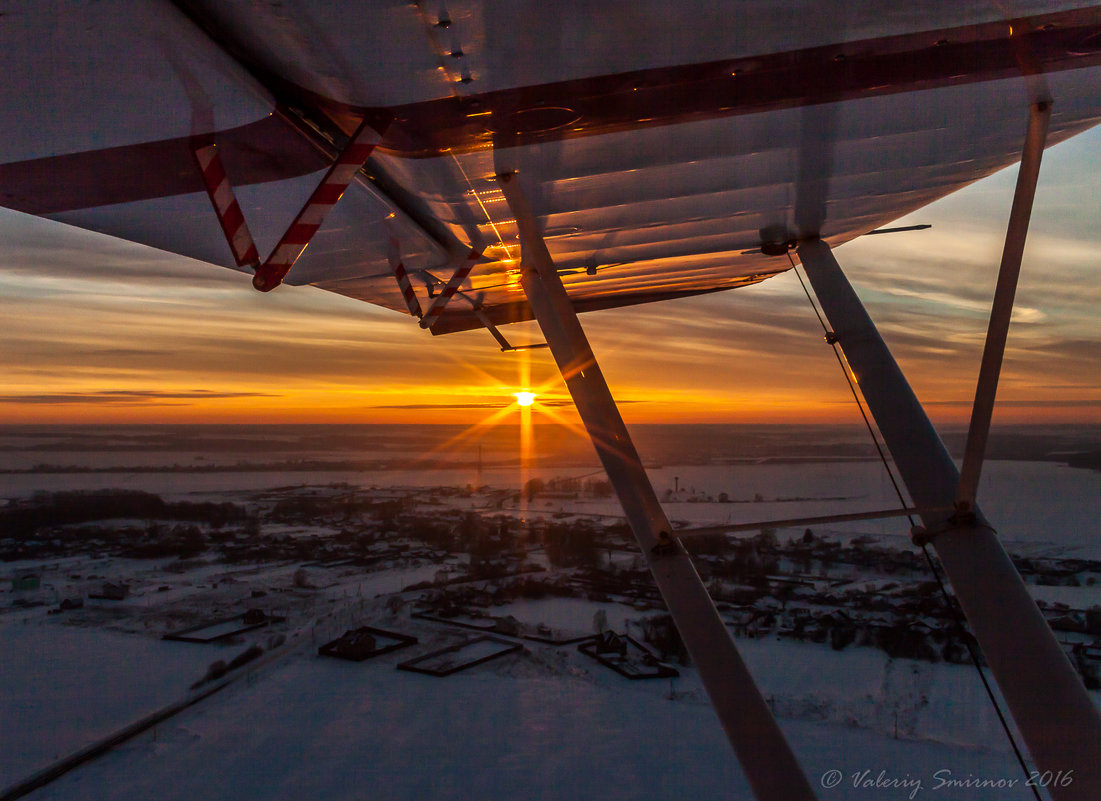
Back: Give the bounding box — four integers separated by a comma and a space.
471, 308, 550, 352
399, 244, 548, 347
191, 115, 391, 292
419, 249, 481, 329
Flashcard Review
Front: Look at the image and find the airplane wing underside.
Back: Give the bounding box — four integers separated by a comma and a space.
3, 1, 1100, 335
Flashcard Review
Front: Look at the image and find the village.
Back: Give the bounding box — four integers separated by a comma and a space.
4, 480, 1100, 689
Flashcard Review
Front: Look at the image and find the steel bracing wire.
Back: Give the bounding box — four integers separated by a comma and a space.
787, 251, 1041, 801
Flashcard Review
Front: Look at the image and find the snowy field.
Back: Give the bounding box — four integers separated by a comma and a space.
0, 622, 215, 782
7, 580, 1097, 801
14, 637, 1041, 801
3, 439, 1098, 800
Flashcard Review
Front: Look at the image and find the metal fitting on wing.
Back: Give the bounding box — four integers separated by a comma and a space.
910, 524, 933, 547
252, 266, 284, 293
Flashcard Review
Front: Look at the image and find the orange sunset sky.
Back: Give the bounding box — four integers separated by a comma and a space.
1, 128, 1099, 428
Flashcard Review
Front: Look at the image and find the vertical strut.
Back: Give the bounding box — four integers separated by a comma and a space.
796, 238, 1101, 801
957, 102, 1051, 512
498, 171, 817, 801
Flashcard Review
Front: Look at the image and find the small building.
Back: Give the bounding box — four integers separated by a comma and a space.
577, 632, 679, 680
593, 630, 628, 657
327, 628, 377, 660
93, 582, 130, 600
11, 571, 40, 592
493, 615, 521, 636
318, 625, 418, 662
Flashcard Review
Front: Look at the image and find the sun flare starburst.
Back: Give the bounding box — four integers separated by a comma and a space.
514, 391, 536, 407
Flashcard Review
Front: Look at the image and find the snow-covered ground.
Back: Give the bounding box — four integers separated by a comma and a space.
3, 451, 1098, 799
8, 569, 1096, 801
13, 631, 1040, 801
0, 621, 215, 782
1028, 584, 1101, 608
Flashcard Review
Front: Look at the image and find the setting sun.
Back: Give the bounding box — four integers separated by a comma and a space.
514, 391, 536, 407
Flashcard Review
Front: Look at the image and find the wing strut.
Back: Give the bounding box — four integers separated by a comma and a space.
796, 237, 1101, 801
387, 233, 424, 320
956, 101, 1051, 512
190, 116, 391, 292
419, 249, 481, 329
191, 139, 261, 270
470, 308, 550, 352
497, 170, 817, 801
